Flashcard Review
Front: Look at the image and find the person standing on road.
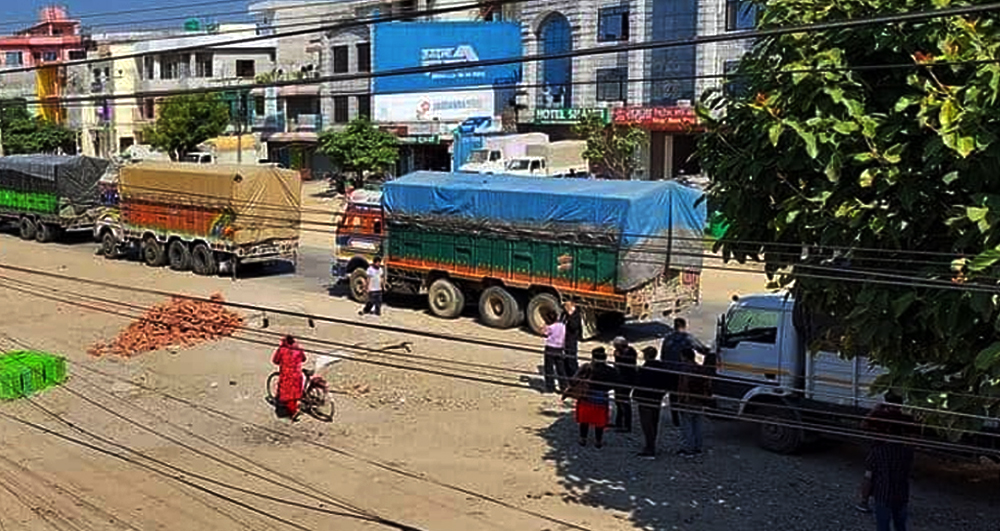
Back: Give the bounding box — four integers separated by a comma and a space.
660, 318, 708, 427
542, 310, 567, 393
675, 348, 712, 456
611, 336, 637, 433
272, 335, 306, 421
563, 347, 618, 448
859, 413, 914, 531
359, 256, 383, 316
635, 346, 671, 458
857, 392, 914, 514
561, 300, 582, 379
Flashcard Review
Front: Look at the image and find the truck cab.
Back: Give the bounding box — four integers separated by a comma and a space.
714, 292, 885, 453
332, 192, 384, 301
459, 149, 505, 174
506, 157, 546, 176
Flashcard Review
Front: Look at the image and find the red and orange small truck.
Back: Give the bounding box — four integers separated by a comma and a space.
333, 171, 705, 336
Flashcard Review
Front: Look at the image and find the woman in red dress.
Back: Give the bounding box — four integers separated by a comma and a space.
272, 335, 306, 420
563, 347, 619, 448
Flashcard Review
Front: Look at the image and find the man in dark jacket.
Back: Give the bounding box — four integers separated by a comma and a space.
561, 300, 582, 379
660, 318, 708, 427
676, 348, 713, 456
635, 346, 671, 458
612, 336, 638, 433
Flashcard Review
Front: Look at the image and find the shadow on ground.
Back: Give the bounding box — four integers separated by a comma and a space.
533, 408, 1000, 530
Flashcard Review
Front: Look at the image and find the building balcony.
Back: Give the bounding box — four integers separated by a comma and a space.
251, 113, 286, 132
288, 114, 321, 132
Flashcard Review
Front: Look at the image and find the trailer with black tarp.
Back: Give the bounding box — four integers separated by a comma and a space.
0, 155, 110, 242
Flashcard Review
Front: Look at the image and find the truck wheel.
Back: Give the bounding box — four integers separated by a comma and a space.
101, 232, 120, 259
427, 278, 465, 319
142, 238, 167, 267
168, 241, 192, 271
526, 292, 561, 336
18, 218, 36, 241
478, 286, 523, 329
34, 223, 57, 243
753, 404, 804, 454
349, 268, 369, 303
191, 244, 218, 276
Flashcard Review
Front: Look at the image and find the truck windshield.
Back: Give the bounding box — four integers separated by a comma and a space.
467, 150, 489, 163
725, 307, 780, 344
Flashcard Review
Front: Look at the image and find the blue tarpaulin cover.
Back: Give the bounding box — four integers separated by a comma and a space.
382, 171, 706, 290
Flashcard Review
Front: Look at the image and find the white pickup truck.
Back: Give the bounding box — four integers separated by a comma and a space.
458, 133, 549, 174
712, 291, 1000, 460
505, 140, 588, 178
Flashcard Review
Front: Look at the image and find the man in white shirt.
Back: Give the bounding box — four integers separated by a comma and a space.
359, 256, 384, 316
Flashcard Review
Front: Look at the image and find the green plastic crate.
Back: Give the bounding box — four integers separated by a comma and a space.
0, 351, 68, 399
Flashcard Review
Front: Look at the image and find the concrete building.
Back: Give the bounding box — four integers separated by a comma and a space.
0, 6, 88, 126
519, 0, 756, 179
77, 24, 277, 159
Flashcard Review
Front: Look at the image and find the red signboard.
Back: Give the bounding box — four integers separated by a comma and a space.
611, 106, 700, 132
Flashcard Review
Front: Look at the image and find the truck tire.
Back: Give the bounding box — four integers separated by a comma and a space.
142, 238, 167, 267
427, 278, 464, 319
168, 240, 192, 271
526, 292, 561, 336
753, 404, 804, 454
478, 286, 523, 329
191, 244, 218, 276
100, 232, 120, 259
349, 268, 369, 303
34, 223, 57, 243
19, 217, 36, 241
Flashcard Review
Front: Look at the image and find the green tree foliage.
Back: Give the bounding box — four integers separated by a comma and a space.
144, 94, 230, 160
698, 0, 1000, 428
0, 100, 76, 155
572, 113, 647, 179
318, 117, 399, 176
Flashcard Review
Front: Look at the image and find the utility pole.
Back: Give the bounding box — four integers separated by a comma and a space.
236, 91, 245, 164
0, 99, 5, 157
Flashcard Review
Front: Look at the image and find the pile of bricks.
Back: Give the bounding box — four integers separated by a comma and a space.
89, 293, 243, 357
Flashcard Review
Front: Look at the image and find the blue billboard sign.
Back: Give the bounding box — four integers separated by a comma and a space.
373, 22, 522, 94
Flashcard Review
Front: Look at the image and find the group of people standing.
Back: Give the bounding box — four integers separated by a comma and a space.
543, 314, 713, 458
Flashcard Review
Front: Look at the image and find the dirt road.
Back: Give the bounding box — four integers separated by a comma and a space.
0, 185, 995, 531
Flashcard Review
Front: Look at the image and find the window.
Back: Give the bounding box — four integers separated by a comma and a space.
5, 52, 22, 66
333, 45, 349, 74
143, 99, 155, 120
195, 53, 213, 78
161, 54, 187, 80
356, 43, 370, 73
724, 307, 780, 345
356, 95, 370, 118
598, 6, 629, 42
726, 0, 758, 31
333, 96, 349, 123
723, 60, 749, 98
42, 51, 59, 62
236, 60, 255, 78
68, 50, 85, 60
143, 56, 154, 79
254, 95, 265, 117
596, 67, 627, 102
538, 13, 573, 109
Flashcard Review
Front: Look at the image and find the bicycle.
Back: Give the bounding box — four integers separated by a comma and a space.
266, 368, 335, 422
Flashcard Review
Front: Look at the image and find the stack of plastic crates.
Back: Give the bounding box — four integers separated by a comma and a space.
0, 350, 67, 400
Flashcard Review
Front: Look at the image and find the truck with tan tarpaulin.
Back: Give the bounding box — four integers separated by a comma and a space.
94, 162, 301, 276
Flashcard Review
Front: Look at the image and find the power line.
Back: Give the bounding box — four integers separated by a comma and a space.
3, 1, 997, 103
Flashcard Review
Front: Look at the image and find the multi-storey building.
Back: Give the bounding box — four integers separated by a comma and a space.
77, 24, 277, 159
0, 6, 88, 127
519, 0, 756, 179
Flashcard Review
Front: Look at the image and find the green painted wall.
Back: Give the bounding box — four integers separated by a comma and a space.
0, 188, 59, 214
387, 225, 619, 290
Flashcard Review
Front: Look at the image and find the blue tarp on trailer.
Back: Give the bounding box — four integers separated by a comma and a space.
382, 171, 706, 290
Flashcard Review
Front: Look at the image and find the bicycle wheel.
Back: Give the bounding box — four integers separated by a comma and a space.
266, 372, 280, 405
306, 385, 335, 422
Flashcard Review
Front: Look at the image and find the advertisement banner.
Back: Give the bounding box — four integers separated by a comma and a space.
611, 106, 700, 131
534, 108, 609, 125
374, 90, 496, 123
373, 22, 522, 94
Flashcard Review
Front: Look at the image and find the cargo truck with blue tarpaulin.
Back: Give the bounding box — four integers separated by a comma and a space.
0, 155, 110, 243
333, 171, 705, 336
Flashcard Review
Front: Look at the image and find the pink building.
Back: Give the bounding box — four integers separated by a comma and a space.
0, 6, 86, 122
